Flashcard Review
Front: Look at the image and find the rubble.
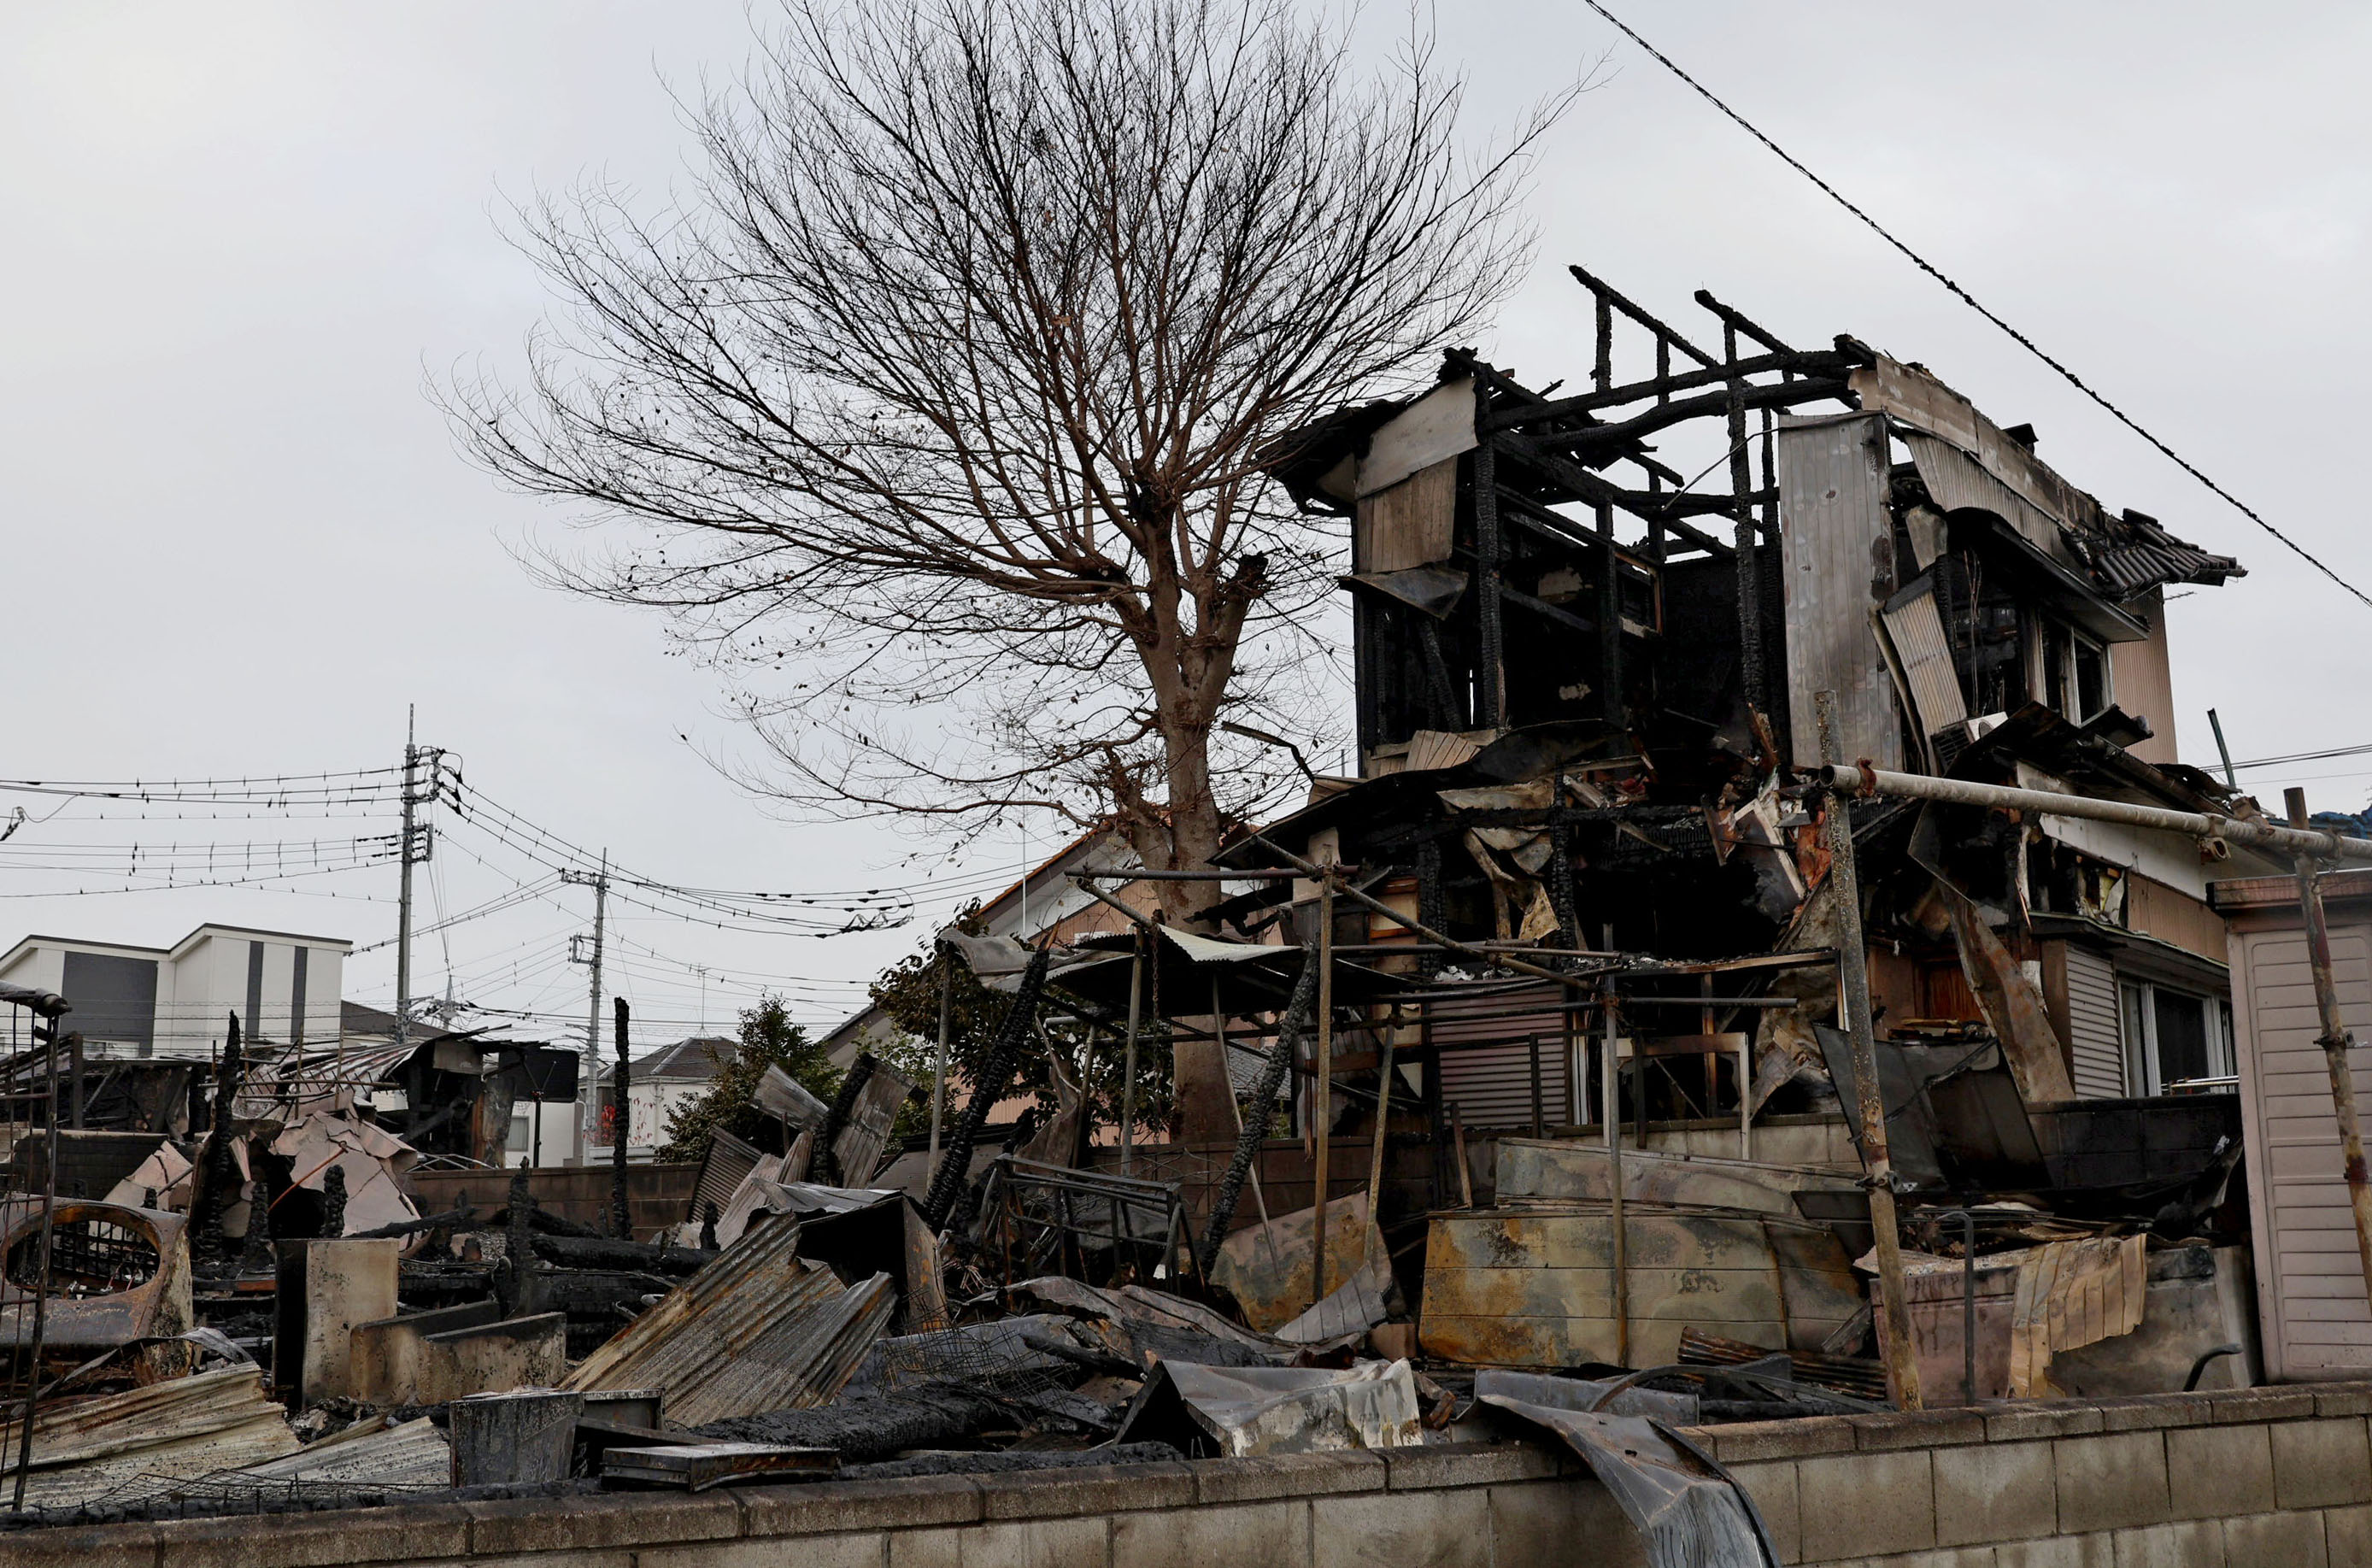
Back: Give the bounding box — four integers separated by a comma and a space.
0, 263, 2365, 1568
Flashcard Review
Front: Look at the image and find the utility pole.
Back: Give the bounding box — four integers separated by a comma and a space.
393, 710, 441, 1048
563, 853, 609, 1162
396, 709, 416, 1050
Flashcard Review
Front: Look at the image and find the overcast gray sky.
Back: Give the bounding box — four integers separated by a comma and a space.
4, 3, 2364, 1048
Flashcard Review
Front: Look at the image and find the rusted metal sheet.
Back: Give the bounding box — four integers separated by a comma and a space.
233, 1413, 449, 1488
1271, 1255, 1392, 1346
350, 1304, 568, 1406
692, 1129, 767, 1222
0, 1199, 191, 1349
564, 1213, 895, 1425
0, 1365, 297, 1510
1418, 1204, 1861, 1369
1777, 411, 1899, 771
1496, 1140, 1860, 1217
1210, 1192, 1385, 1334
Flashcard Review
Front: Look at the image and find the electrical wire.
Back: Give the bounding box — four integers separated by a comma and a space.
1581, 0, 2372, 612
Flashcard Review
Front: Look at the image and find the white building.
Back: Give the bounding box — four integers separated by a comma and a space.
597, 1036, 734, 1159
0, 924, 350, 1060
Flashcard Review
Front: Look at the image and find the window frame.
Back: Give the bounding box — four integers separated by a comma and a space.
2119, 978, 2235, 1095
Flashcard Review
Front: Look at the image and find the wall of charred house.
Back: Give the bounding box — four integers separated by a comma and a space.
1259, 272, 2251, 1129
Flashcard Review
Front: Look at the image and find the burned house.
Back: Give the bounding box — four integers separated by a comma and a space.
1245, 270, 2252, 1119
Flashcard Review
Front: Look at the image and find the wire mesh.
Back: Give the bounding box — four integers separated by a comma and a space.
863, 1317, 1076, 1398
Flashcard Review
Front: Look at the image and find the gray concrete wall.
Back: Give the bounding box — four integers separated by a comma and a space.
21, 1383, 2372, 1568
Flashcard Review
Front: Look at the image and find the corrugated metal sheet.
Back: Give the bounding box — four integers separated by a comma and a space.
566, 1213, 895, 1426
1902, 430, 2070, 565
693, 1129, 766, 1218
1777, 412, 1900, 772
1429, 983, 1574, 1131
2064, 944, 2126, 1100
1879, 579, 1967, 737
0, 1366, 298, 1510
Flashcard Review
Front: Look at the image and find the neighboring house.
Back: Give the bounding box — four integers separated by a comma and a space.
0, 924, 350, 1060
595, 1035, 736, 1159
818, 827, 1148, 1069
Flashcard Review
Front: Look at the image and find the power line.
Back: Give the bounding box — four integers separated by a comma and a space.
1581, 0, 2372, 613
2199, 740, 2372, 773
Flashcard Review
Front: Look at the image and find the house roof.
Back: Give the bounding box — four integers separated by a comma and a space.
340, 1000, 402, 1037
1, 923, 354, 975
612, 1036, 736, 1084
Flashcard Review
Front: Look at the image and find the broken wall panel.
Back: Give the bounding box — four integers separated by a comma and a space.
1354, 461, 1459, 573
1778, 412, 1899, 770
1848, 354, 2105, 545
1878, 578, 1968, 742
1355, 379, 1477, 498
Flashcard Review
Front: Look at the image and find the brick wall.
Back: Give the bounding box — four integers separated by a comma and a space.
22, 1384, 2372, 1568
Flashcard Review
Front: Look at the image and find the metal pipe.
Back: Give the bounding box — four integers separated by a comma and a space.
1819, 694, 1924, 1412
1312, 877, 1336, 1309
1820, 763, 2372, 864
1118, 939, 1142, 1176
12, 1013, 60, 1512
1366, 1031, 1398, 1225
1074, 867, 1346, 881
2287, 788, 2372, 1311
1070, 876, 1154, 928
1602, 973, 1629, 1367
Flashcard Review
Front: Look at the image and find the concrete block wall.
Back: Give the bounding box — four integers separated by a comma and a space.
1688, 1383, 2372, 1566
21, 1384, 2372, 1568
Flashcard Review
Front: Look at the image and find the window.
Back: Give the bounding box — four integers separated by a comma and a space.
2037, 619, 2114, 722
2120, 980, 2234, 1094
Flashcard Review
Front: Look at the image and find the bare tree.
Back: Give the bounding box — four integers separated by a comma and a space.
448, 0, 1573, 1125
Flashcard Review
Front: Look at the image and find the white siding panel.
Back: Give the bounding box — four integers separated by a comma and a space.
2235, 923, 2372, 1379
2064, 945, 2125, 1099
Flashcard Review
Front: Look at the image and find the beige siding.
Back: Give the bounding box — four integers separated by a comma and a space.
2108, 585, 2178, 766
2234, 922, 2372, 1378
2065, 944, 2126, 1100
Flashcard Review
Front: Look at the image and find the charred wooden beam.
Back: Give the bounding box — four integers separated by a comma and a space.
1512, 376, 1850, 465
1695, 288, 1794, 355
1472, 438, 1506, 727
1568, 263, 1717, 367
1480, 347, 1860, 432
